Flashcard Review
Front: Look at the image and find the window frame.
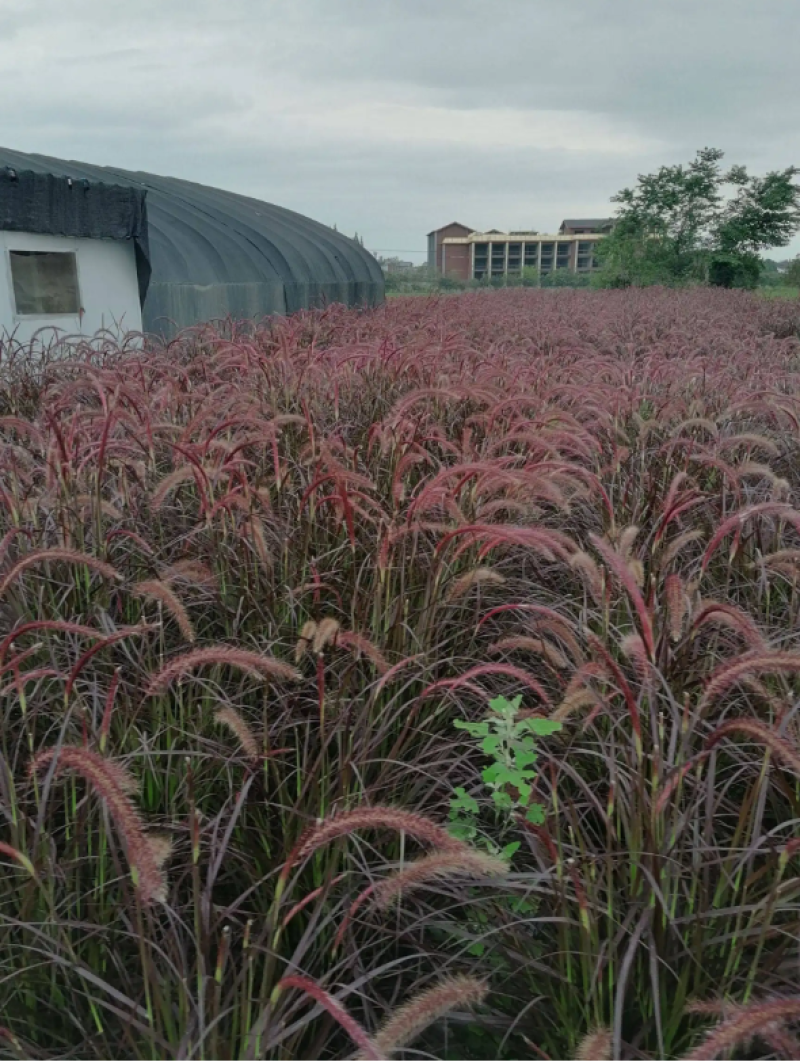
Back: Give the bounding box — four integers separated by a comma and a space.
7, 246, 83, 319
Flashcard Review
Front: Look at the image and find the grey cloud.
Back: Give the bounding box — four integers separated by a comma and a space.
2, 0, 799, 259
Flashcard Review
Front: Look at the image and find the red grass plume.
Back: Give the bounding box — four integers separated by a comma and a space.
214, 707, 260, 761
29, 747, 168, 904
705, 718, 800, 776
275, 974, 384, 1060
699, 651, 800, 712
286, 805, 466, 875
145, 646, 301, 695
682, 996, 800, 1060
445, 567, 506, 602
336, 631, 390, 674
133, 580, 195, 643
665, 573, 687, 642
367, 975, 488, 1058
589, 533, 654, 659
576, 1026, 612, 1061
373, 848, 509, 907
0, 549, 122, 597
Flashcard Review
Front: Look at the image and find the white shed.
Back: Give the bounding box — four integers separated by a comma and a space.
0, 166, 149, 346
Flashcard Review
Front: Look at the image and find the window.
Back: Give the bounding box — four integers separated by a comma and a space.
473, 243, 489, 279
9, 251, 80, 316
490, 243, 506, 275
524, 244, 539, 266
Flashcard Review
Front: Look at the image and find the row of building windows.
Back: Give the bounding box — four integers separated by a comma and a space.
472, 241, 596, 280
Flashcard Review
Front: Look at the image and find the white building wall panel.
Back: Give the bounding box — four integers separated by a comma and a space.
0, 231, 142, 346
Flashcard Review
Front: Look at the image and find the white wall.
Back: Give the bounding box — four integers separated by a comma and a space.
0, 230, 142, 347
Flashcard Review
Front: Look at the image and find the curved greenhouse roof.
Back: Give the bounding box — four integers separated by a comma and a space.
0, 147, 384, 336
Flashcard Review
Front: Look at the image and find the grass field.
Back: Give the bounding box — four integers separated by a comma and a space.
759, 284, 800, 300
1, 287, 800, 1060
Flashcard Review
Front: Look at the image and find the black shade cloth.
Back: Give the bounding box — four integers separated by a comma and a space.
0, 167, 151, 303
0, 148, 384, 336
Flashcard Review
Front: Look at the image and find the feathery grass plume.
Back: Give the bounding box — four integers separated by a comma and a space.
0, 548, 122, 597
701, 503, 800, 571
149, 466, 197, 510
295, 619, 317, 662
576, 1026, 612, 1061
312, 617, 340, 654
665, 573, 687, 641
620, 633, 651, 682
761, 1023, 800, 1059
289, 805, 466, 870
589, 533, 654, 659
553, 686, 600, 723
656, 528, 704, 571
133, 580, 195, 643
74, 494, 124, 521
445, 567, 506, 602
373, 848, 508, 907
0, 842, 37, 879
214, 707, 260, 761
418, 663, 552, 709
617, 524, 639, 560
0, 619, 113, 664
489, 636, 570, 670
690, 599, 766, 650
682, 996, 800, 1060
275, 975, 384, 1060
29, 747, 165, 903
569, 550, 604, 601
735, 460, 783, 485
146, 833, 174, 871
243, 514, 273, 570
368, 975, 488, 1058
759, 548, 800, 575
706, 718, 800, 776
161, 558, 217, 588
654, 753, 711, 814
717, 432, 780, 457
628, 558, 645, 587
336, 631, 390, 675
145, 646, 301, 696
699, 651, 800, 712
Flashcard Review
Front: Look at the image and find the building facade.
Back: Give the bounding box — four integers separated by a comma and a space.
427, 218, 614, 283
1, 147, 385, 341
0, 166, 148, 345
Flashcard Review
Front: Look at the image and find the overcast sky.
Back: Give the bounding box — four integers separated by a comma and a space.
3, 0, 799, 261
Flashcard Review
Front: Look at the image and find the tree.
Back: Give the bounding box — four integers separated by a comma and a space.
596, 149, 800, 289
786, 257, 800, 288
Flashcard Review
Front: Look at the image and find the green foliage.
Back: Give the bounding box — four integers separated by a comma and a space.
450, 695, 561, 850
596, 147, 800, 289
785, 257, 800, 288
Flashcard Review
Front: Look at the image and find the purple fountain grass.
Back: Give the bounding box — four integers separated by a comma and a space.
445, 567, 506, 602
699, 651, 800, 712
275, 974, 384, 1060
368, 975, 488, 1058
285, 805, 467, 879
145, 645, 302, 695
132, 580, 195, 643
214, 706, 260, 761
29, 746, 167, 903
2, 287, 800, 1058
372, 848, 509, 907
0, 548, 122, 597
705, 718, 800, 775
575, 1026, 612, 1061
682, 996, 800, 1060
